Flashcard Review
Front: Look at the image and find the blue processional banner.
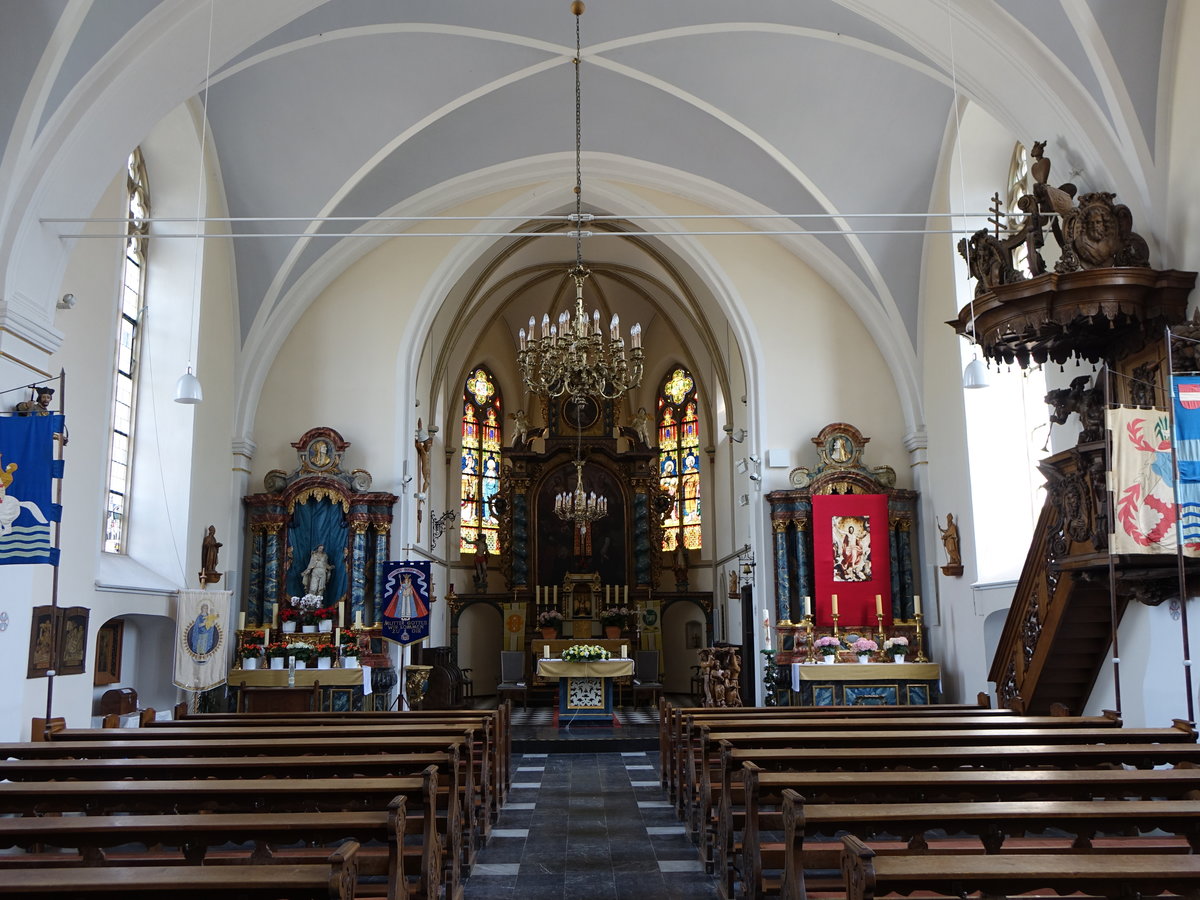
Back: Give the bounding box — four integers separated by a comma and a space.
380, 560, 431, 647
0, 414, 64, 566
1173, 376, 1200, 551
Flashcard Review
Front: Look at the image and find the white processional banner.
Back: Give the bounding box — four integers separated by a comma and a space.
1106, 406, 1193, 556
173, 589, 234, 691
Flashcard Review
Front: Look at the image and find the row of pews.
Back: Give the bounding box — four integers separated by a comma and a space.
659, 696, 1200, 900
0, 703, 513, 899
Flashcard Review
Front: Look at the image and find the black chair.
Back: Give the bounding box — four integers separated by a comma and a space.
496, 651, 529, 709
631, 650, 663, 707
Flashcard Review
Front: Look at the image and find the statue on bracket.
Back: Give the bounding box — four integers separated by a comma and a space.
199, 525, 222, 586
938, 513, 963, 577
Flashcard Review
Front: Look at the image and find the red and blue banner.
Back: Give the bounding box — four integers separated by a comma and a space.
1173, 376, 1200, 552
0, 414, 64, 566
812, 493, 892, 628
381, 560, 432, 646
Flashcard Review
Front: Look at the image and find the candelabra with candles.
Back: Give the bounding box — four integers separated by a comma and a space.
555, 457, 608, 531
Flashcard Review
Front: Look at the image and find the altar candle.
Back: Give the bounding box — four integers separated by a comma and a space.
914, 594, 922, 617
544, 644, 550, 658
554, 586, 558, 605
606, 585, 610, 604
831, 594, 838, 616
355, 609, 363, 627
335, 627, 341, 646
624, 585, 628, 605
762, 608, 772, 650
803, 595, 811, 618
239, 611, 246, 630
621, 644, 627, 659
272, 603, 280, 627
875, 595, 883, 618
263, 628, 270, 645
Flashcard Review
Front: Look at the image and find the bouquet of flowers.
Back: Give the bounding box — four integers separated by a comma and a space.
814, 635, 842, 655
537, 609, 564, 628
850, 637, 878, 654
264, 641, 291, 659
340, 640, 361, 658
314, 642, 337, 658
883, 636, 909, 656
599, 606, 634, 627
561, 643, 611, 662
279, 607, 301, 624
237, 642, 262, 661
312, 607, 337, 623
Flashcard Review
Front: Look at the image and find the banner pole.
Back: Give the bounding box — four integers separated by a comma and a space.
1166, 326, 1196, 725
1102, 360, 1122, 717
43, 369, 66, 723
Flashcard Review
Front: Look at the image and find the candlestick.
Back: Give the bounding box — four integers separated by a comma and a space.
804, 614, 815, 662
914, 612, 929, 662
831, 611, 840, 639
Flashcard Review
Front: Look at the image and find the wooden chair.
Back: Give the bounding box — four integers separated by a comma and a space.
632, 650, 663, 707
496, 652, 528, 709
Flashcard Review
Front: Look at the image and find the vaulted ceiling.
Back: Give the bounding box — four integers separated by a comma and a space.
1, 1, 1171, 375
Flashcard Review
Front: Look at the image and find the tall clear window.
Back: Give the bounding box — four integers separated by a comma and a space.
459, 366, 501, 554
103, 149, 149, 553
657, 366, 702, 551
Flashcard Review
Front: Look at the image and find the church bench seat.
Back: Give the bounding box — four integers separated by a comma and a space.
0, 840, 362, 899
757, 790, 1200, 900
808, 834, 1200, 900
715, 763, 1200, 899
0, 770, 450, 900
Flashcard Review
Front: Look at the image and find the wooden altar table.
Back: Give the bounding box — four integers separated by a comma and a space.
536, 658, 635, 723
229, 668, 368, 712
788, 661, 941, 706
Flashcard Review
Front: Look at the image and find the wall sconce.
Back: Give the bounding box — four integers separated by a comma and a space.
431, 509, 456, 551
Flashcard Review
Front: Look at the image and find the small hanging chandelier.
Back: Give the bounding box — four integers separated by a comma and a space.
555, 454, 608, 533
517, 1, 644, 405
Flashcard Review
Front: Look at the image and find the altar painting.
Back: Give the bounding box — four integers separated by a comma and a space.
813, 493, 892, 628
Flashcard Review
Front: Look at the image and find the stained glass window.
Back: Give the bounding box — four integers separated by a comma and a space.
658, 367, 702, 551
104, 149, 149, 554
460, 366, 501, 554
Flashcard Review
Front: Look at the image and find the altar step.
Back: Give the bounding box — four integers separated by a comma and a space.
510, 698, 671, 754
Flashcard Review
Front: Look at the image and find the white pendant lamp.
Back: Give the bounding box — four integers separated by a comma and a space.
174, 366, 204, 403
962, 355, 989, 389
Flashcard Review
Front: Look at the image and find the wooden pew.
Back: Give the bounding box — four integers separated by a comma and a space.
765, 790, 1200, 900
0, 803, 414, 899
0, 840, 362, 899
720, 763, 1200, 899
826, 834, 1200, 900
0, 772, 445, 900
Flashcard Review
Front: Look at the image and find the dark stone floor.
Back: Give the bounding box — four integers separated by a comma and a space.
462, 751, 718, 900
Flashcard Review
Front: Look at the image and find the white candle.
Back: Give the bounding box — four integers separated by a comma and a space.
355, 609, 363, 627
272, 603, 280, 628
335, 627, 341, 645
544, 644, 550, 658
831, 594, 838, 616
621, 644, 627, 658
803, 595, 811, 618
238, 611, 246, 630
875, 595, 883, 617
914, 594, 922, 617
263, 628, 270, 645
762, 608, 772, 650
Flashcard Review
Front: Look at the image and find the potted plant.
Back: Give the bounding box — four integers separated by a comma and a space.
288, 641, 315, 667
341, 638, 362, 669
237, 641, 263, 670
264, 641, 291, 670
288, 593, 324, 632
314, 606, 337, 633
314, 642, 337, 670
814, 635, 841, 663
537, 609, 564, 640
599, 606, 632, 639
883, 635, 909, 663
279, 607, 300, 634
850, 637, 878, 663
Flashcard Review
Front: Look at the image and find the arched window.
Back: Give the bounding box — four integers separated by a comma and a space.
460, 366, 501, 554
658, 366, 702, 551
103, 149, 149, 553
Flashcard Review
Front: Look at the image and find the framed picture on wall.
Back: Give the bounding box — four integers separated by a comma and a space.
57, 606, 89, 676
27, 606, 56, 679
94, 620, 124, 686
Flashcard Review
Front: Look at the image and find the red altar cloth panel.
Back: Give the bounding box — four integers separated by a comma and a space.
812, 493, 892, 628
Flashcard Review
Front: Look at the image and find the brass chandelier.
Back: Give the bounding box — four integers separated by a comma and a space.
517, 1, 644, 406
555, 455, 609, 536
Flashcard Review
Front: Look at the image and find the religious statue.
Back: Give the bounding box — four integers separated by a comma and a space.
510, 409, 530, 447
938, 512, 963, 577
15, 386, 54, 416
302, 544, 333, 598
672, 541, 689, 591
414, 418, 433, 541
199, 525, 222, 585
472, 531, 488, 592
631, 407, 652, 448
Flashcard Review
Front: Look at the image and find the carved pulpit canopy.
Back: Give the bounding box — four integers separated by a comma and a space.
948, 144, 1195, 369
